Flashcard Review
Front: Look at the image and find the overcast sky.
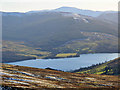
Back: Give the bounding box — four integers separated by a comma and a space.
0, 0, 119, 12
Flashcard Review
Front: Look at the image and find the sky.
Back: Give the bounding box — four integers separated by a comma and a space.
0, 0, 119, 12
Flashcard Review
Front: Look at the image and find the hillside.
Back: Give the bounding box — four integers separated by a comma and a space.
98, 12, 118, 23
2, 8, 118, 62
3, 12, 117, 44
0, 63, 119, 89
2, 40, 51, 63
72, 57, 120, 75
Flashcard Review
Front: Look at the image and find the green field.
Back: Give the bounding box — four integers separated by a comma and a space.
55, 53, 77, 57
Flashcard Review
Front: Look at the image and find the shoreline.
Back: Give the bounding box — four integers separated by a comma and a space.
4, 52, 119, 63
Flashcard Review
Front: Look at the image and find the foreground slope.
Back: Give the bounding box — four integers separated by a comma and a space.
0, 63, 119, 89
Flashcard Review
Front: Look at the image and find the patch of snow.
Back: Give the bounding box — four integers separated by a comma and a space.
62, 13, 81, 20
0, 72, 18, 77
82, 18, 89, 23
14, 71, 35, 77
8, 80, 29, 85
45, 76, 65, 81
85, 77, 96, 80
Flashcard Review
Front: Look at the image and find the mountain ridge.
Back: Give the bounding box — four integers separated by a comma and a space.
2, 6, 117, 17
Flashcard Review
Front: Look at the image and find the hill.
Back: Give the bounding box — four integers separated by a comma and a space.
54, 7, 103, 17
2, 9, 118, 62
72, 57, 120, 75
0, 63, 119, 89
28, 6, 117, 17
98, 12, 118, 23
2, 40, 51, 63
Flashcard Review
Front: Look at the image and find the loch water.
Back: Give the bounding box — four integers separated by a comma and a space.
8, 53, 118, 71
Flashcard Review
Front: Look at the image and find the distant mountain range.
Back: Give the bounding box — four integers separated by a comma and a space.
2, 6, 117, 17
54, 7, 117, 17
2, 7, 118, 62
2, 6, 118, 24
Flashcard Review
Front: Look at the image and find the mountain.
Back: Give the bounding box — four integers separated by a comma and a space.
2, 9, 118, 62
2, 12, 117, 46
54, 7, 117, 17
54, 7, 103, 17
2, 6, 117, 17
1, 63, 119, 89
72, 57, 120, 75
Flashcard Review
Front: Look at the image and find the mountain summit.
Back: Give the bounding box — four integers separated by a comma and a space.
54, 6, 104, 17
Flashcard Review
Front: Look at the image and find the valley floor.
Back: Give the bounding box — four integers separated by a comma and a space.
0, 63, 119, 89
